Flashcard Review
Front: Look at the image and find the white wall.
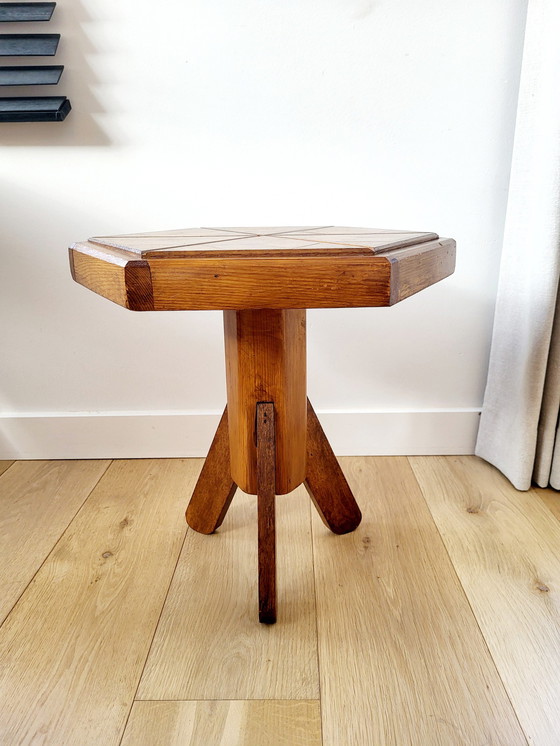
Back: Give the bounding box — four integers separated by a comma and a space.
0, 0, 528, 458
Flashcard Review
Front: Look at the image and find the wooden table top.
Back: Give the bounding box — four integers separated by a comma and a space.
84, 226, 440, 258
70, 225, 455, 311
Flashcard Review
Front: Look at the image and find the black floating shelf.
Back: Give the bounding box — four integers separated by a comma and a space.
0, 64, 63, 85
0, 95, 70, 121
0, 34, 60, 56
0, 3, 55, 22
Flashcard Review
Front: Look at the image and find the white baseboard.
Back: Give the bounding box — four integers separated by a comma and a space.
0, 409, 480, 460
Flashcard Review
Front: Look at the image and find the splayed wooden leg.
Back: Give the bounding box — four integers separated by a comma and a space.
305, 399, 362, 534
186, 407, 237, 534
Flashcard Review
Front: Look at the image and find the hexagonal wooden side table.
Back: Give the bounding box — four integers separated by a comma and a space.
70, 225, 456, 623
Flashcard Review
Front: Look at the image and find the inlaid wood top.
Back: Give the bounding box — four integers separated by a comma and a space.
70, 225, 456, 311
87, 226, 439, 258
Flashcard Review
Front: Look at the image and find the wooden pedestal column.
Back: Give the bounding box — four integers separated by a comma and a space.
223, 309, 307, 495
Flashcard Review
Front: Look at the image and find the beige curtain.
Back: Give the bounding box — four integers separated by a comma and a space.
475, 0, 560, 490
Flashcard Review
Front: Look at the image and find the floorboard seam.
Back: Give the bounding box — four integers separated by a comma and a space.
131, 697, 322, 702
406, 455, 531, 746
0, 458, 113, 629
309, 492, 325, 746
0, 461, 16, 479
117, 461, 202, 745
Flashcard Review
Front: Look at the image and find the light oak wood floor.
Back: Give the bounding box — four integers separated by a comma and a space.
0, 455, 559, 745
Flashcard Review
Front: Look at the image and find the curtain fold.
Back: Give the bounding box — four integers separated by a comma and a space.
475, 0, 560, 490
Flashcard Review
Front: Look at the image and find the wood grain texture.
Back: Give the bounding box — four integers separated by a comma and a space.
534, 485, 560, 523
121, 700, 322, 746
304, 399, 362, 534
410, 455, 560, 746
224, 309, 306, 495
146, 246, 373, 259
69, 248, 153, 310
137, 484, 318, 700
257, 403, 277, 624
4, 456, 560, 743
70, 228, 455, 311
185, 407, 237, 534
0, 460, 13, 476
70, 247, 127, 307
313, 456, 527, 746
0, 459, 200, 746
149, 255, 393, 310
0, 460, 109, 624
125, 262, 155, 311
387, 238, 456, 304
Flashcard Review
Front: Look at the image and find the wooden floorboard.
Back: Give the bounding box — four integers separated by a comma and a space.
137, 484, 319, 700
312, 456, 527, 746
410, 455, 560, 746
0, 459, 201, 746
534, 483, 560, 523
121, 700, 322, 746
0, 460, 14, 476
0, 460, 110, 624
2, 456, 559, 745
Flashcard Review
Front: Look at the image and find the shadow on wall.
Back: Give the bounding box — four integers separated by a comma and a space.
0, 0, 110, 146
